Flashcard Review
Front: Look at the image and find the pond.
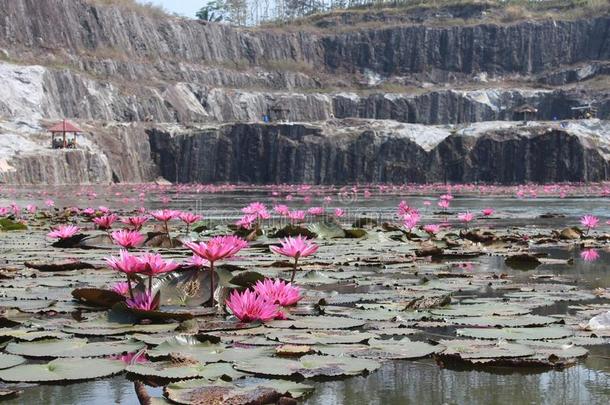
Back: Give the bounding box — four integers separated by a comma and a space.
0, 184, 608, 404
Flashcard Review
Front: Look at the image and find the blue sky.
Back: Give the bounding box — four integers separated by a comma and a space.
143, 0, 202, 17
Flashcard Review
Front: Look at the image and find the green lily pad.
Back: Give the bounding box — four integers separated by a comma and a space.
317, 338, 442, 359
234, 354, 380, 378
0, 358, 125, 383
0, 353, 26, 369
62, 318, 179, 336
6, 338, 145, 358
439, 339, 536, 359
127, 361, 246, 381
431, 303, 530, 317
456, 326, 573, 341
266, 316, 365, 330
267, 330, 377, 345
448, 315, 559, 327
164, 378, 313, 404
0, 329, 71, 342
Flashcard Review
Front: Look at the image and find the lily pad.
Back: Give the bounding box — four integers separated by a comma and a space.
6, 338, 145, 358
456, 326, 573, 341
234, 354, 380, 378
0, 353, 26, 369
127, 361, 245, 381
266, 316, 365, 330
317, 339, 442, 360
439, 339, 536, 360
0, 358, 125, 383
430, 303, 530, 317
164, 378, 313, 404
448, 315, 559, 327
72, 288, 126, 308
267, 330, 377, 345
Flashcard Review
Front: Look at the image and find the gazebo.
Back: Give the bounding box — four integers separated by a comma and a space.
49, 120, 83, 149
513, 104, 538, 122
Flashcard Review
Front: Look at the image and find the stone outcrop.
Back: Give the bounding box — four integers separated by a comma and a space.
148, 119, 610, 184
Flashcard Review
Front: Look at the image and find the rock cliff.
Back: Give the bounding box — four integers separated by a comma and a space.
0, 0, 609, 184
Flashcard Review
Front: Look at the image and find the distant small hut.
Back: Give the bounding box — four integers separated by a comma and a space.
48, 120, 83, 149
513, 104, 538, 122
571, 104, 597, 119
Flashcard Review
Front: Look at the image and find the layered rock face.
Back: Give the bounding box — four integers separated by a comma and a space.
0, 0, 609, 184
148, 120, 610, 184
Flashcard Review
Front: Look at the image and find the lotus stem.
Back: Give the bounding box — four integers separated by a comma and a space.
209, 261, 215, 307
291, 257, 298, 283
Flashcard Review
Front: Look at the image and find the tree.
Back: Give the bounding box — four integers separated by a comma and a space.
196, 1, 225, 22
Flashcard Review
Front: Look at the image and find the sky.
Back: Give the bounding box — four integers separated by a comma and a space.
143, 0, 203, 18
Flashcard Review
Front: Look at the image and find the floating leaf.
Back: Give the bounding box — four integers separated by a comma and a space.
267, 316, 365, 330
430, 303, 530, 317
268, 330, 377, 345
72, 288, 126, 308
0, 353, 26, 369
6, 338, 145, 358
439, 339, 536, 360
448, 315, 559, 327
456, 326, 573, 341
234, 354, 380, 378
164, 378, 313, 404
127, 361, 245, 381
0, 358, 125, 383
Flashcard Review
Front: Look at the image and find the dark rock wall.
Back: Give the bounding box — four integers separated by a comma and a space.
148, 124, 609, 184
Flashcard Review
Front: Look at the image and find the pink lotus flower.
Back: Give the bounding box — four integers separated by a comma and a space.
458, 212, 475, 223
98, 206, 110, 214
179, 212, 203, 228
44, 199, 55, 207
398, 201, 415, 216
241, 202, 270, 219
105, 250, 145, 275
0, 207, 10, 217
307, 207, 325, 216
121, 216, 149, 230
188, 255, 210, 268
226, 289, 281, 322
273, 204, 290, 216
581, 215, 599, 235
270, 236, 318, 282
185, 236, 248, 264
47, 224, 80, 240
184, 236, 248, 306
403, 211, 420, 231
110, 351, 148, 365
423, 224, 441, 235
438, 199, 450, 210
581, 249, 600, 262
138, 253, 180, 276
253, 279, 302, 306
82, 208, 96, 217
150, 209, 180, 222
93, 214, 118, 230
288, 210, 306, 223
236, 214, 257, 230
111, 229, 145, 249
482, 208, 495, 216
126, 291, 157, 311
26, 204, 37, 214
110, 281, 131, 295
334, 208, 345, 218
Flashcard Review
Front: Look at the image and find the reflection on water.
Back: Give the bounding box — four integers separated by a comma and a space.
304, 353, 610, 405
